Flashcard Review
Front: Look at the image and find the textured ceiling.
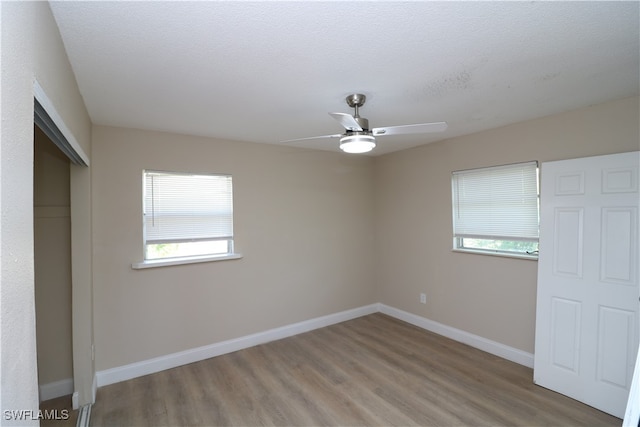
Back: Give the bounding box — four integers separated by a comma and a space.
50, 1, 639, 155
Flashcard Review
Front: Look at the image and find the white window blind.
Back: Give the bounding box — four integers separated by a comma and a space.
144, 171, 233, 244
452, 161, 539, 242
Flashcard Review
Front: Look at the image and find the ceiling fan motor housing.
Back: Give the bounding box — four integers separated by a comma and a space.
352, 116, 369, 131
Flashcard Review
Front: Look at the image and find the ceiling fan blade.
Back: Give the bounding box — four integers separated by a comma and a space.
372, 121, 448, 136
329, 112, 363, 132
280, 134, 342, 144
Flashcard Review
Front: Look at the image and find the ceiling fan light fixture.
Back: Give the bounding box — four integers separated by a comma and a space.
339, 134, 376, 154
280, 93, 446, 152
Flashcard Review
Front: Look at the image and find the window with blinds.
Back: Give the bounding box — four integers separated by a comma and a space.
451, 161, 539, 258
143, 170, 233, 260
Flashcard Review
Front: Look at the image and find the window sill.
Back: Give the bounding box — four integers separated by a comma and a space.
132, 253, 243, 270
452, 248, 538, 261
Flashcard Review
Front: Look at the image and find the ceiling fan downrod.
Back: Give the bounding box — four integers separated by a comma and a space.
345, 94, 369, 130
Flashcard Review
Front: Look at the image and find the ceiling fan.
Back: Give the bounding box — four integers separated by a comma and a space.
282, 94, 447, 153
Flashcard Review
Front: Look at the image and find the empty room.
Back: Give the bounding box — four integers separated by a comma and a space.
2, 1, 639, 426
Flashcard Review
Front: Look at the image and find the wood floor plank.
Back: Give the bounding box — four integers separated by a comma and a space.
90, 313, 621, 426
39, 395, 78, 427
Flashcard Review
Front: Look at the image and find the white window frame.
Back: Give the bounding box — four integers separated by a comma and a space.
132, 170, 242, 269
451, 161, 540, 259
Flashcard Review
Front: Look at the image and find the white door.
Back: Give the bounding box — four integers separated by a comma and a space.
534, 151, 639, 418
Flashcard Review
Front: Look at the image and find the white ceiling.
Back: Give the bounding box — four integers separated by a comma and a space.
49, 1, 639, 156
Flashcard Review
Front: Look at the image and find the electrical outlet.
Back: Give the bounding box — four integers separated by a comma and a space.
420, 293, 427, 304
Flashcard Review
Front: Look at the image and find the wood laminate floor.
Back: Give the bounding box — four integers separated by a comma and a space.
90, 313, 621, 426
39, 395, 78, 427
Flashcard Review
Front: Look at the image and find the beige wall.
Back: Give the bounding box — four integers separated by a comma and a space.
1, 3, 637, 413
91, 126, 376, 370
374, 96, 640, 354
93, 97, 639, 373
34, 127, 73, 388
0, 1, 92, 416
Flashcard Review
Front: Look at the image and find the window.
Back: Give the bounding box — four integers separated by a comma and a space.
451, 161, 539, 258
142, 170, 234, 262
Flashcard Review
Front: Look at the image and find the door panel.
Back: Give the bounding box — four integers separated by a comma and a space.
535, 151, 639, 418
555, 171, 585, 195
550, 297, 581, 373
597, 306, 634, 388
553, 208, 584, 277
601, 167, 638, 193
601, 207, 637, 285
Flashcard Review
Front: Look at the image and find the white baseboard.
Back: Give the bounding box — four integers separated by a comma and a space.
96, 302, 533, 388
96, 304, 379, 387
379, 304, 534, 368
39, 378, 73, 402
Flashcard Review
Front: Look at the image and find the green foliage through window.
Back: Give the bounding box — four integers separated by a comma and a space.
458, 238, 538, 256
